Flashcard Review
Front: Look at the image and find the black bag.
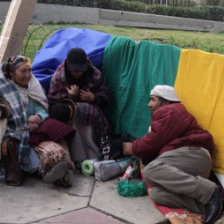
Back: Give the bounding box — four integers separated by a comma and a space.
100, 133, 136, 160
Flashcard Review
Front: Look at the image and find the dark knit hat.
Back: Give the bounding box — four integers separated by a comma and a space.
66, 48, 88, 72
50, 103, 70, 123
49, 100, 76, 124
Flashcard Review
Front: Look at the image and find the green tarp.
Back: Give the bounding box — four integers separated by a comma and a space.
103, 37, 181, 138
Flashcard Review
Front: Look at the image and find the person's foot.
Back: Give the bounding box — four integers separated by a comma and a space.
63, 170, 74, 187
43, 161, 68, 184
205, 186, 223, 224
55, 170, 74, 187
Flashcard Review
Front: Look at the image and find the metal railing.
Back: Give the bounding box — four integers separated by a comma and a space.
21, 24, 61, 60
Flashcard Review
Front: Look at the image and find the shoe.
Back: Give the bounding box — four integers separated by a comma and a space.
63, 170, 74, 187
205, 186, 223, 224
55, 170, 74, 187
43, 161, 68, 184
0, 161, 5, 181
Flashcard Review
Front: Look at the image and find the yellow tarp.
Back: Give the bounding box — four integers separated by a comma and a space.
174, 49, 224, 174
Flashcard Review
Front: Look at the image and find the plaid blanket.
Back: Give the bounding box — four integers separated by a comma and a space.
0, 74, 31, 165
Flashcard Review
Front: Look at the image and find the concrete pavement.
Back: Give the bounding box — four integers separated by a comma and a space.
0, 173, 165, 224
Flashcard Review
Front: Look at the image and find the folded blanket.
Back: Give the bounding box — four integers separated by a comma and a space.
29, 118, 76, 145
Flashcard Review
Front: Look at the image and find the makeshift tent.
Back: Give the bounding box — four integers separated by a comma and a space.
32, 28, 112, 91
32, 27, 224, 182
103, 37, 224, 179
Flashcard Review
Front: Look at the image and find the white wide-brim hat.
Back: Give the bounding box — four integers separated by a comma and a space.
150, 85, 181, 102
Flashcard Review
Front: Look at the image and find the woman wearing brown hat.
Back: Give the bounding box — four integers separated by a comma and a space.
48, 48, 112, 165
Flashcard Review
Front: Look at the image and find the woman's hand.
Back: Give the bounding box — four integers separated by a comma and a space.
27, 122, 39, 132
80, 88, 95, 102
28, 115, 42, 124
27, 115, 42, 132
66, 85, 80, 96
123, 142, 133, 156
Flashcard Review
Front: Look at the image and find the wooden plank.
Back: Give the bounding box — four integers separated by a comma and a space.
0, 0, 37, 62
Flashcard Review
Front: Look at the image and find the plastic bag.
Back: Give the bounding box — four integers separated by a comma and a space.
117, 180, 147, 197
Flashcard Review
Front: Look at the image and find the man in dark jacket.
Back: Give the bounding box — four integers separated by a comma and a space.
123, 85, 222, 224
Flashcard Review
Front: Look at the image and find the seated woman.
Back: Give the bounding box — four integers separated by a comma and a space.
48, 48, 112, 165
0, 55, 75, 186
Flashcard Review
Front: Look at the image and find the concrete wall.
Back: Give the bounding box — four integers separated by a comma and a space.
99, 9, 223, 32
0, 2, 224, 32
32, 4, 99, 24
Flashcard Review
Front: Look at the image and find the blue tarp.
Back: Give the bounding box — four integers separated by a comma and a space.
32, 28, 112, 91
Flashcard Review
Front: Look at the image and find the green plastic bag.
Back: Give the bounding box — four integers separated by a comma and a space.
117, 180, 147, 197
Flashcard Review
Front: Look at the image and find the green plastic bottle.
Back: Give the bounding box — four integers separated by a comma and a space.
117, 179, 147, 197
